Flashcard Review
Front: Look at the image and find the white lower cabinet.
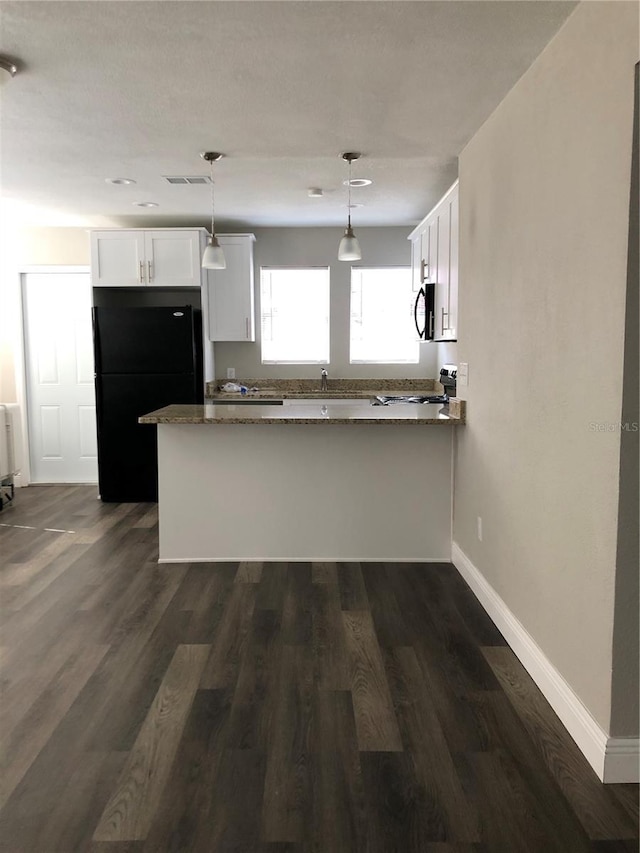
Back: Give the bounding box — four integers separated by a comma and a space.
207, 234, 256, 342
90, 229, 207, 287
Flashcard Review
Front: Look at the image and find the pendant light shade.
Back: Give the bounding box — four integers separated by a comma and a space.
338, 226, 362, 261
202, 234, 226, 269
200, 151, 226, 270
338, 152, 362, 262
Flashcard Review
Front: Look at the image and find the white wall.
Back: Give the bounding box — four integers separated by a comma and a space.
213, 227, 439, 381
454, 1, 638, 732
610, 62, 639, 738
0, 227, 90, 403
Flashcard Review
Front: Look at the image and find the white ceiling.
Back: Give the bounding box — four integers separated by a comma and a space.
0, 1, 576, 229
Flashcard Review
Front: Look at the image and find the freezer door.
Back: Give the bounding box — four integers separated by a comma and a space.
96, 373, 196, 502
93, 306, 197, 375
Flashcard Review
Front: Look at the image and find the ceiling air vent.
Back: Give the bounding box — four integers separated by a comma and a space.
163, 176, 211, 185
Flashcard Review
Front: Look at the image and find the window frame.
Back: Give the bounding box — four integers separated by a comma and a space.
259, 265, 331, 365
349, 265, 418, 365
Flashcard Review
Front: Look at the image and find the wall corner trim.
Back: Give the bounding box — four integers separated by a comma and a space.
451, 542, 639, 784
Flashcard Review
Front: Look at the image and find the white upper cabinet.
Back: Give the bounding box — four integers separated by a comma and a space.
143, 231, 203, 287
411, 232, 422, 293
207, 234, 256, 342
90, 231, 146, 287
90, 229, 206, 287
433, 185, 458, 341
410, 221, 435, 293
447, 191, 459, 341
434, 197, 451, 339
407, 180, 458, 342
424, 219, 437, 285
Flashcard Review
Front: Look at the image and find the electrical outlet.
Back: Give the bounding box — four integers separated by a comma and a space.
477, 516, 483, 542
226, 367, 236, 380
459, 362, 469, 386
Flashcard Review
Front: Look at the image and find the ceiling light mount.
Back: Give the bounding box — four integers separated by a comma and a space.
0, 56, 18, 78
338, 153, 362, 262
200, 152, 226, 269
344, 178, 372, 187
200, 151, 224, 164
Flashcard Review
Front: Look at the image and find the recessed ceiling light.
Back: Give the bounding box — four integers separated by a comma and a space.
308, 188, 324, 198
343, 178, 372, 187
133, 201, 158, 208
106, 178, 136, 185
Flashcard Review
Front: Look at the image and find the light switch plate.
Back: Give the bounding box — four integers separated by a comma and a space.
459, 362, 469, 386
226, 367, 236, 380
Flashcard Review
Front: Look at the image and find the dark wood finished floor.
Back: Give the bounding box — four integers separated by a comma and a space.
0, 485, 638, 852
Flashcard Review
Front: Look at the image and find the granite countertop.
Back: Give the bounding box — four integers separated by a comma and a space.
139, 399, 465, 425
205, 377, 441, 401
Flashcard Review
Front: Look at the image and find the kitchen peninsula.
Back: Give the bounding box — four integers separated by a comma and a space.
140, 391, 465, 564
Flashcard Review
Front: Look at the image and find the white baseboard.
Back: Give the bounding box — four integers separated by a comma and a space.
158, 556, 451, 564
604, 738, 640, 783
451, 542, 639, 784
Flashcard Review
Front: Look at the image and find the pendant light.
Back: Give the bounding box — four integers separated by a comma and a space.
338, 152, 362, 261
200, 152, 226, 269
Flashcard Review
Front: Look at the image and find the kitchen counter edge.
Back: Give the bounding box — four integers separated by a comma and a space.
138, 400, 466, 425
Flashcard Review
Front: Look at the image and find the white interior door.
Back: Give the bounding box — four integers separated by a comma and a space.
23, 271, 98, 483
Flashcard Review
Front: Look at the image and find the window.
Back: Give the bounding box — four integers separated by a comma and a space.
350, 267, 418, 363
260, 267, 330, 364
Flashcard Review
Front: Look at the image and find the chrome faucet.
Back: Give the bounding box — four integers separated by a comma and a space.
320, 368, 328, 392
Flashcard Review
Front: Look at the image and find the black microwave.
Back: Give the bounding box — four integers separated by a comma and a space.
413, 283, 435, 341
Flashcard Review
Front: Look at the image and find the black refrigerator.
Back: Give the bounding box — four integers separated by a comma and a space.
93, 306, 203, 502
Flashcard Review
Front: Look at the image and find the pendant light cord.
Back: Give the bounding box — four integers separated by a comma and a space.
210, 159, 216, 238
347, 157, 352, 229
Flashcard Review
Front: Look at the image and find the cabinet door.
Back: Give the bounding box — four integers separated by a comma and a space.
435, 191, 458, 341
90, 231, 146, 287
423, 220, 436, 284
447, 192, 458, 340
144, 230, 202, 287
434, 207, 450, 340
207, 236, 255, 341
411, 234, 422, 293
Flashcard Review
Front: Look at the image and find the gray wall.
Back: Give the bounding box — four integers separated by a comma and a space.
453, 1, 638, 732
214, 227, 439, 381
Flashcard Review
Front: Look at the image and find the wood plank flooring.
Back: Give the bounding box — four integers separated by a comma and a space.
0, 485, 638, 852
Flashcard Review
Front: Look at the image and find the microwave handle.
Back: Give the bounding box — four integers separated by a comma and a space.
426, 309, 434, 341
414, 288, 426, 339
424, 282, 435, 341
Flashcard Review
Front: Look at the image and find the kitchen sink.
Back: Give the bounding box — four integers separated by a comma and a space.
284, 390, 371, 398
283, 397, 368, 407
